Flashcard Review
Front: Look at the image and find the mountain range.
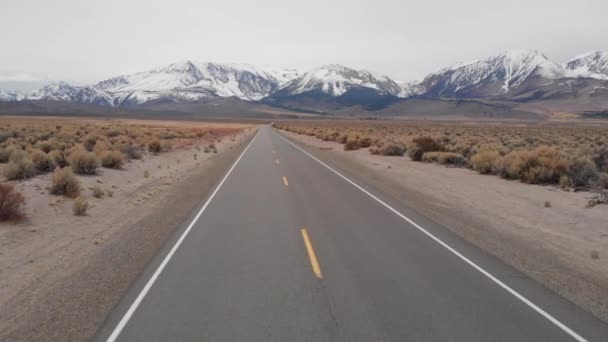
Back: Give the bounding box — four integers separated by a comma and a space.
1, 50, 608, 116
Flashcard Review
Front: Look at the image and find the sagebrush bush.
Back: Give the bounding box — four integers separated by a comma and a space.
0, 146, 16, 163
148, 140, 162, 153
568, 157, 599, 188
344, 138, 359, 151
83, 135, 97, 151
69, 147, 99, 175
99, 150, 126, 169
120, 144, 143, 160
0, 183, 25, 221
407, 136, 443, 161
30, 149, 55, 173
373, 141, 405, 156
422, 151, 467, 166
73, 197, 89, 215
4, 152, 36, 180
92, 185, 104, 198
51, 167, 80, 197
50, 150, 68, 168
470, 148, 500, 174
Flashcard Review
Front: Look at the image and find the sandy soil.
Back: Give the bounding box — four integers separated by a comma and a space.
0, 121, 256, 341
281, 130, 608, 323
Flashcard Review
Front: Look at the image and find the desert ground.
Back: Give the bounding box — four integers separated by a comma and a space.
0, 117, 257, 341
275, 120, 608, 323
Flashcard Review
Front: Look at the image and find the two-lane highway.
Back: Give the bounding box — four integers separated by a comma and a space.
96, 125, 608, 341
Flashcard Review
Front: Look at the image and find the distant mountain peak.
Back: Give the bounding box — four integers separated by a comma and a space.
564, 51, 608, 80
279, 64, 401, 97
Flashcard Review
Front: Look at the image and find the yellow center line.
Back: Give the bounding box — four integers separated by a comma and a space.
301, 228, 323, 279
282, 176, 289, 187
276, 159, 280, 165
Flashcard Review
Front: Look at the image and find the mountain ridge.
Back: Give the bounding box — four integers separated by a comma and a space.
1, 50, 607, 115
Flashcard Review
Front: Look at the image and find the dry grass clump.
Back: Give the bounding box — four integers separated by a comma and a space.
148, 140, 162, 154
408, 136, 444, 161
0, 183, 25, 221
275, 120, 608, 190
51, 167, 80, 197
370, 140, 406, 156
99, 150, 126, 169
30, 149, 56, 173
73, 197, 89, 215
92, 185, 104, 198
344, 138, 360, 151
422, 152, 467, 166
4, 151, 36, 180
69, 147, 100, 175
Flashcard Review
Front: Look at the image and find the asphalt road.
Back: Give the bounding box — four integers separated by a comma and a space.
96, 125, 608, 342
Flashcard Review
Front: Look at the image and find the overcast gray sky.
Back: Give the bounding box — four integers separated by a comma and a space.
1, 0, 607, 90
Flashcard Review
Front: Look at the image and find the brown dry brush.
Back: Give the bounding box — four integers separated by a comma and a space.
0, 183, 26, 221
275, 121, 608, 189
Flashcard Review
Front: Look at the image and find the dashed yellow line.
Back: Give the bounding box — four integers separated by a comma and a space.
301, 228, 323, 279
282, 176, 289, 187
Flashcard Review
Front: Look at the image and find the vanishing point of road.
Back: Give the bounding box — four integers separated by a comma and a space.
95, 126, 608, 342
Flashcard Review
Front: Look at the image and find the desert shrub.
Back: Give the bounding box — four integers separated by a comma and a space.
378, 141, 406, 156
50, 150, 68, 168
559, 175, 573, 189
422, 151, 466, 166
92, 185, 104, 198
30, 149, 56, 173
148, 140, 162, 153
407, 136, 443, 161
161, 140, 172, 152
568, 157, 599, 188
4, 152, 36, 180
99, 150, 126, 169
593, 147, 608, 172
421, 152, 440, 163
51, 167, 80, 197
359, 136, 372, 148
595, 173, 608, 189
73, 197, 89, 215
83, 135, 97, 151
69, 148, 99, 175
493, 147, 569, 184
470, 148, 500, 174
0, 183, 25, 221
344, 138, 360, 151
120, 144, 143, 160
0, 147, 14, 163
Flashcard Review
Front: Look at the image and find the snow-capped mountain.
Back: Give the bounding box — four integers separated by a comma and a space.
1, 50, 608, 113
27, 82, 80, 101
274, 64, 402, 97
419, 50, 565, 98
564, 51, 608, 80
92, 61, 300, 105
0, 90, 25, 101
264, 64, 403, 111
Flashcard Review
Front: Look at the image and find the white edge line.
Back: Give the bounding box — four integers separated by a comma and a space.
275, 131, 588, 342
106, 130, 259, 342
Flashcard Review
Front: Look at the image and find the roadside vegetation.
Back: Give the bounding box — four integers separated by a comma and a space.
0, 118, 242, 221
275, 121, 608, 200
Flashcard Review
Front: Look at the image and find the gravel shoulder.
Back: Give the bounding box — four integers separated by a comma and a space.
0, 123, 257, 341
279, 129, 608, 324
